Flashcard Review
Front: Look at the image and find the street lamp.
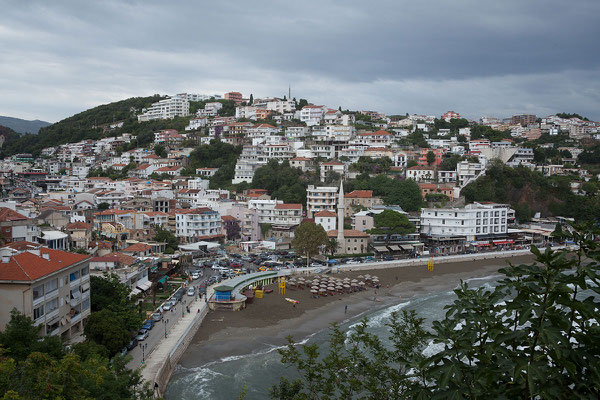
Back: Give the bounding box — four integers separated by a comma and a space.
163, 318, 169, 338
139, 342, 148, 364
181, 299, 186, 317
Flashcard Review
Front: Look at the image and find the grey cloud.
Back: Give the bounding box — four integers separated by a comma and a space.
0, 0, 599, 121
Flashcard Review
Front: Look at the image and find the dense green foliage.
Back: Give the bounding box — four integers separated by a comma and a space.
469, 124, 512, 142
350, 156, 392, 174
578, 143, 600, 165
556, 112, 589, 121
251, 160, 318, 204
0, 310, 152, 399
367, 210, 415, 243
2, 96, 165, 156
153, 225, 180, 253
462, 161, 600, 223
188, 99, 236, 117
347, 174, 424, 212
272, 226, 600, 399
291, 222, 328, 263
86, 275, 143, 356
433, 117, 470, 132
187, 140, 242, 189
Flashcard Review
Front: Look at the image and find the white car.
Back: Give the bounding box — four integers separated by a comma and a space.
310, 262, 323, 268
191, 272, 200, 280
187, 287, 195, 296
345, 260, 361, 264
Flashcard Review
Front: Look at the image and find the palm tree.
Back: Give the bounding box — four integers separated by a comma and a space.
326, 238, 338, 257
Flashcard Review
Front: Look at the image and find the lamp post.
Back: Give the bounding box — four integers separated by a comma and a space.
181, 299, 186, 317
163, 318, 169, 338
139, 342, 148, 364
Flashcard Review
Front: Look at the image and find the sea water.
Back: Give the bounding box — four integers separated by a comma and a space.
164, 275, 501, 399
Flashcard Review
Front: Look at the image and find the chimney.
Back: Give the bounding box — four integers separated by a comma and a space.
42, 253, 50, 260
1, 255, 10, 263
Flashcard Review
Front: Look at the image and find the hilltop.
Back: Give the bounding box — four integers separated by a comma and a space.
1, 95, 169, 156
0, 116, 51, 134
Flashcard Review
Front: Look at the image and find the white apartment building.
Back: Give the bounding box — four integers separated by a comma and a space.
248, 199, 283, 224
321, 162, 347, 181
176, 93, 222, 101
264, 144, 292, 161
272, 204, 303, 226
300, 105, 326, 126
406, 166, 435, 182
420, 202, 512, 241
306, 185, 338, 218
137, 97, 189, 122
354, 131, 393, 147
233, 146, 268, 184
247, 124, 280, 138
185, 117, 208, 131
175, 208, 222, 243
266, 99, 296, 114
285, 126, 310, 139
197, 102, 223, 117
0, 245, 91, 340
456, 161, 485, 186
236, 106, 257, 120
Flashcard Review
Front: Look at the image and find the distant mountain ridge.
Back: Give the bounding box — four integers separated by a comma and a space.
0, 116, 51, 134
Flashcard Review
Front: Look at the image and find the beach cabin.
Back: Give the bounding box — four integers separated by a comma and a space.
214, 285, 233, 301
209, 285, 246, 311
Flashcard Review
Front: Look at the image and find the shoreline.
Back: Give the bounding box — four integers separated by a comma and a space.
177, 253, 535, 368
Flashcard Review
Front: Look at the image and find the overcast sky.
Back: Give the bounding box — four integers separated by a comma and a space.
1, 0, 599, 122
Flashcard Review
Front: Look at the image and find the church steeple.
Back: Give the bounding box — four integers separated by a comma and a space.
337, 180, 345, 243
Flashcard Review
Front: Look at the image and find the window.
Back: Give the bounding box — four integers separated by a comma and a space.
45, 279, 58, 295
484, 212, 488, 217
81, 298, 90, 311
494, 226, 499, 232
483, 227, 487, 233
46, 298, 58, 313
476, 219, 481, 225
476, 212, 481, 218
33, 285, 44, 300
33, 305, 44, 320
476, 227, 481, 233
442, 219, 445, 224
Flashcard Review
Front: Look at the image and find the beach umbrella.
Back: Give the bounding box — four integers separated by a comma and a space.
319, 288, 326, 292
357, 275, 364, 279
359, 281, 365, 285
351, 279, 358, 283
343, 284, 350, 289
351, 282, 358, 286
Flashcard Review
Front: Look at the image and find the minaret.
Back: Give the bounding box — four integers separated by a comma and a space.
337, 180, 345, 245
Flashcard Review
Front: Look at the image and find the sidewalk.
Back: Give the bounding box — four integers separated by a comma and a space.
139, 286, 214, 386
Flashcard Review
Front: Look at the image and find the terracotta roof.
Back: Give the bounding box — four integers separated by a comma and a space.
408, 166, 435, 170
221, 215, 237, 221
345, 190, 373, 199
141, 211, 169, 217
4, 241, 40, 251
275, 203, 302, 210
0, 207, 29, 222
314, 210, 337, 217
326, 229, 369, 238
358, 130, 392, 136
101, 252, 136, 266
66, 221, 91, 230
0, 248, 90, 282
122, 243, 152, 253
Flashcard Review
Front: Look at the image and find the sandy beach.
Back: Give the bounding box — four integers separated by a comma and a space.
180, 254, 535, 367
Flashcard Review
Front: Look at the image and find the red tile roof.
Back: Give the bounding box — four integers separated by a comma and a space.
66, 221, 92, 230
122, 243, 152, 253
326, 229, 369, 238
345, 190, 373, 199
314, 211, 337, 217
0, 248, 90, 282
274, 204, 302, 210
0, 207, 28, 222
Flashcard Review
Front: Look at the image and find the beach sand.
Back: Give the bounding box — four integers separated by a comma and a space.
180, 254, 535, 367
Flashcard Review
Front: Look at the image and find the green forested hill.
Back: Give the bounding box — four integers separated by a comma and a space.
0, 116, 51, 134
1, 95, 168, 156
462, 161, 600, 223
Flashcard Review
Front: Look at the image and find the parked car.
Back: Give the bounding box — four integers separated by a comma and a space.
142, 319, 155, 330
174, 288, 185, 301
310, 262, 323, 268
345, 259, 361, 264
151, 312, 163, 322
383, 255, 394, 261
126, 337, 138, 351
187, 287, 195, 296
191, 272, 200, 280
230, 262, 242, 268
162, 302, 172, 311
136, 329, 149, 341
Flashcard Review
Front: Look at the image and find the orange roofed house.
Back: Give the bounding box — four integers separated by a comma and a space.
0, 246, 91, 340
344, 190, 383, 217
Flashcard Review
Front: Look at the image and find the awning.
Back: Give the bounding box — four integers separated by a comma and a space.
400, 244, 414, 251
136, 281, 152, 291
158, 275, 169, 284
374, 246, 389, 253
388, 245, 402, 252
130, 288, 141, 296
493, 240, 514, 245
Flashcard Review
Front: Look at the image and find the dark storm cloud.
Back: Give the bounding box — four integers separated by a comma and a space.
0, 0, 599, 121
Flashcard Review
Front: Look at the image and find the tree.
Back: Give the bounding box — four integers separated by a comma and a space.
325, 238, 338, 257
296, 99, 308, 110
406, 159, 418, 168
249, 94, 254, 105
84, 309, 133, 356
426, 150, 436, 165
154, 144, 167, 158
153, 225, 179, 253
291, 222, 328, 265
367, 210, 415, 244
97, 202, 110, 210
272, 224, 600, 399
